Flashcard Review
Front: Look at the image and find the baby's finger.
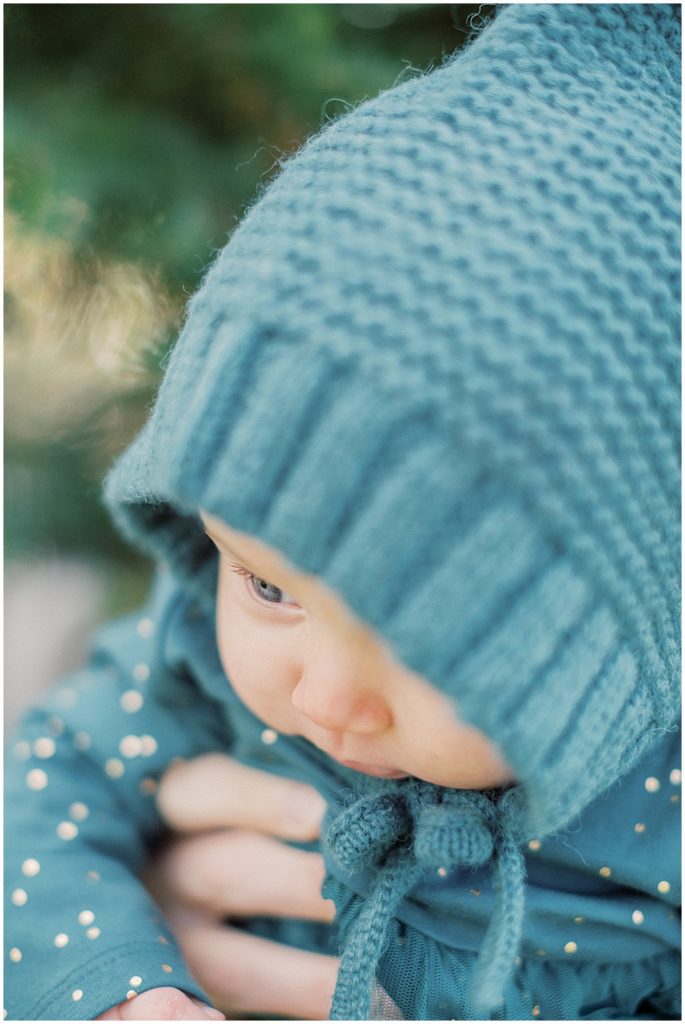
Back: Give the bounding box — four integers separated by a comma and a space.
157, 753, 326, 840
153, 829, 335, 922
97, 987, 224, 1020
172, 917, 339, 1020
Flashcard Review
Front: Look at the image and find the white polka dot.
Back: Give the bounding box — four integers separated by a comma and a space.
137, 618, 155, 639
645, 776, 660, 793
86, 870, 100, 882
69, 802, 89, 821
26, 769, 48, 791
437, 866, 448, 878
105, 758, 125, 778
261, 728, 278, 745
11, 888, 28, 907
528, 839, 541, 851
79, 910, 95, 926
9, 948, 22, 963
129, 976, 142, 987
86, 927, 101, 939
33, 738, 56, 759
54, 933, 69, 948
126, 991, 138, 1000
132, 662, 150, 684
72, 990, 83, 1002
658, 880, 671, 894
140, 735, 158, 756
120, 735, 143, 758
669, 769, 681, 786
22, 859, 40, 877
120, 690, 144, 713
161, 963, 173, 973
632, 910, 644, 924
57, 822, 78, 841
564, 941, 577, 954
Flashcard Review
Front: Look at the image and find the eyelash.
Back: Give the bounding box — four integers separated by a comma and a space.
228, 562, 297, 609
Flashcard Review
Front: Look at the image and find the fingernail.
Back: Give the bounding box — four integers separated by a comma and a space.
288, 787, 327, 836
200, 1008, 226, 1020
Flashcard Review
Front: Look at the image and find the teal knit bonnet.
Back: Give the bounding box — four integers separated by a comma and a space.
105, 4, 681, 1018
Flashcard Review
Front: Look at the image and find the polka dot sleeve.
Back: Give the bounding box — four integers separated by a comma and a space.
4, 571, 229, 1020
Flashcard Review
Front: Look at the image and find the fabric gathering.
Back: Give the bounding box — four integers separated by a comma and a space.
4, 4, 681, 1021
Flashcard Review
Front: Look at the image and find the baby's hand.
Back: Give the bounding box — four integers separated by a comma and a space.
96, 987, 225, 1020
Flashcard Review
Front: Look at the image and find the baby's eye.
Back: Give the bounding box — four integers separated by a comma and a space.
249, 574, 296, 605
230, 564, 298, 607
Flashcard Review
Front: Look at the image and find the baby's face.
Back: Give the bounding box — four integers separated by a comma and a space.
201, 511, 514, 790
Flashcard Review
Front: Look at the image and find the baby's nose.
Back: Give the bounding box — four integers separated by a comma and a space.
290, 672, 393, 734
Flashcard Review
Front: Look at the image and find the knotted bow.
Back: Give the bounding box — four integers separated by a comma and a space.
325, 782, 527, 1020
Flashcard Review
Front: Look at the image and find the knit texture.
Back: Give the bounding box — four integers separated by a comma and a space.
104, 3, 681, 1017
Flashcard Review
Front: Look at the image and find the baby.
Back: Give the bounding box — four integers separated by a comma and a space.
5, 4, 681, 1021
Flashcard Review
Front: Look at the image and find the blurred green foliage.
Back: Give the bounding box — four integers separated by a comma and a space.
5, 3, 493, 610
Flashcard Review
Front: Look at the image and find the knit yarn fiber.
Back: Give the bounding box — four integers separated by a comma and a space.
105, 4, 681, 1017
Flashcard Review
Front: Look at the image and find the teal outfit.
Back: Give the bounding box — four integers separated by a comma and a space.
5, 572, 681, 1020
5, 3, 681, 1020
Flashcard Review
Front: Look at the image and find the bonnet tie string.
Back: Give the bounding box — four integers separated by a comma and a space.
325, 785, 527, 1020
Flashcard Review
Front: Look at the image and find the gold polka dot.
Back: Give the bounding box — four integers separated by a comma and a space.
634, 822, 646, 833
657, 880, 671, 894
69, 802, 89, 821
126, 991, 138, 1000
599, 866, 612, 878
57, 821, 78, 841
14, 741, 31, 760
74, 731, 92, 751
470, 889, 481, 896
261, 728, 278, 745
133, 662, 150, 683
536, 949, 546, 957
645, 776, 660, 793
79, 910, 95, 926
47, 715, 64, 736
670, 769, 682, 786
533, 1006, 541, 1018
54, 933, 69, 948
129, 976, 142, 987
72, 990, 83, 1002
86, 870, 100, 882
120, 690, 144, 713
26, 769, 48, 791
528, 839, 541, 851
86, 926, 100, 939
120, 735, 143, 758
139, 778, 158, 795
437, 866, 448, 878
137, 618, 155, 639
56, 688, 76, 708
22, 859, 40, 877
564, 941, 577, 954
105, 758, 125, 778
632, 910, 644, 924
140, 735, 158, 756
161, 963, 173, 973
9, 948, 22, 963
670, 794, 680, 804
34, 737, 56, 759
11, 888, 28, 907
573, 916, 584, 924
